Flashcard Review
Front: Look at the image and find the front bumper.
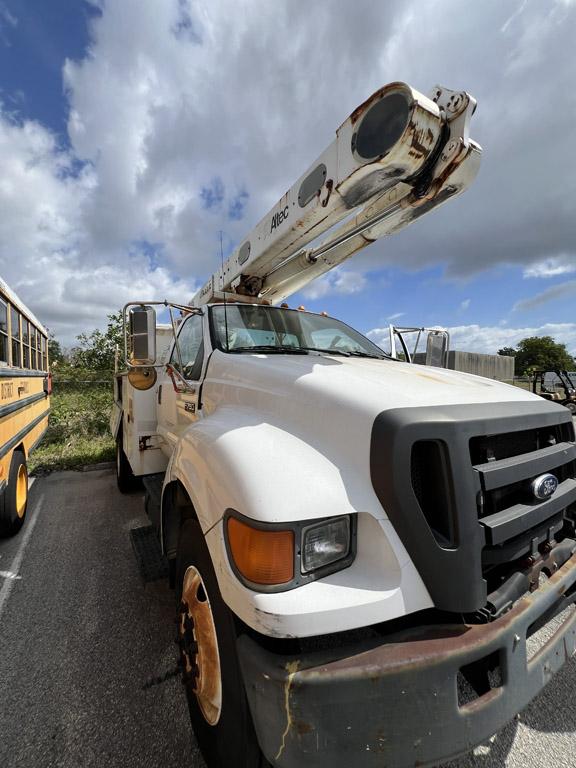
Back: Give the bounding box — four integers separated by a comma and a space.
238, 553, 576, 768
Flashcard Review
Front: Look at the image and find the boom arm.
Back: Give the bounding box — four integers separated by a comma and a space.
192, 82, 481, 307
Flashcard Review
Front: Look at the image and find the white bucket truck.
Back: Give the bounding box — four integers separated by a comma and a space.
111, 82, 576, 768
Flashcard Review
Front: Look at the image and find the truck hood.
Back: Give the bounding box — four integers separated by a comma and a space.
204, 349, 537, 419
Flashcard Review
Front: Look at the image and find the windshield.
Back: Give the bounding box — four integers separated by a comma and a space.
209, 304, 387, 358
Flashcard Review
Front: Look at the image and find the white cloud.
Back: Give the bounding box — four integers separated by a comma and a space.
1, 0, 576, 344
500, 0, 528, 34
523, 255, 576, 278
17, 256, 197, 342
368, 323, 576, 356
0, 108, 195, 343
1, 0, 404, 342
302, 269, 367, 300
0, 2, 17, 30
387, 312, 405, 321
460, 298, 471, 311
514, 280, 576, 312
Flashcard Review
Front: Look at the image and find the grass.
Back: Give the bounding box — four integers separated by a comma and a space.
29, 381, 115, 474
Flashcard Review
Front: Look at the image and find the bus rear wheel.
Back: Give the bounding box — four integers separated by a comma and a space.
0, 450, 28, 537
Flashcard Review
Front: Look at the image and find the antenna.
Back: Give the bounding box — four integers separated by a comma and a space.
220, 231, 229, 352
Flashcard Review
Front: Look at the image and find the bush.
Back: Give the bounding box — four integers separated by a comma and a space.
43, 383, 112, 444
31, 311, 122, 472
29, 375, 116, 473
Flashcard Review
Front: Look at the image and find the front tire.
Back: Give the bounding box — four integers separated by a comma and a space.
176, 519, 269, 768
565, 401, 576, 415
0, 450, 28, 537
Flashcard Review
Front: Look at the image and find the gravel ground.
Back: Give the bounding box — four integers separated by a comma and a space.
0, 469, 575, 768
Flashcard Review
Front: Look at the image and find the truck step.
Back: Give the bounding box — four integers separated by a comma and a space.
129, 524, 169, 583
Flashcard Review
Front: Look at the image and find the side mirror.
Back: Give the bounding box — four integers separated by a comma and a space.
128, 305, 157, 366
426, 331, 449, 368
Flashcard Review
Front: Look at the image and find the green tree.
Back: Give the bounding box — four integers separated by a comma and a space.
497, 346, 516, 358
69, 311, 123, 372
48, 334, 66, 365
502, 336, 575, 376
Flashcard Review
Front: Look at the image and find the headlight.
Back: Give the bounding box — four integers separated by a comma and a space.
225, 511, 355, 592
301, 516, 351, 573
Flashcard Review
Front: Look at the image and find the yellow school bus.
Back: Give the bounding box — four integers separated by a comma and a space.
0, 277, 50, 537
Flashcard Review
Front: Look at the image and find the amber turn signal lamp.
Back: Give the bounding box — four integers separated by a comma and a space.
227, 517, 294, 585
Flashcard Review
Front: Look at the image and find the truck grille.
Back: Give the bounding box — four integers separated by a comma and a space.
471, 422, 576, 540
470, 422, 573, 464
371, 401, 576, 614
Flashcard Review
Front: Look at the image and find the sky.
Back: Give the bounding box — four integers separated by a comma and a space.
0, 0, 575, 354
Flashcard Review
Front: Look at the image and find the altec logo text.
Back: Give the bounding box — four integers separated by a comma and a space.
270, 206, 289, 233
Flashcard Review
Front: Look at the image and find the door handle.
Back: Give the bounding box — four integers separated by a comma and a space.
157, 384, 162, 405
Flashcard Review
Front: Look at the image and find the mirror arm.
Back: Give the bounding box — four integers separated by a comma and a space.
168, 305, 185, 375
412, 329, 422, 361
394, 329, 411, 363
166, 362, 196, 394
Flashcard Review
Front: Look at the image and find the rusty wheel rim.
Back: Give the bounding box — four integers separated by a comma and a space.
179, 566, 222, 726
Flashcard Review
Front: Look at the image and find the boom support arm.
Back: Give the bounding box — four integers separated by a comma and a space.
193, 82, 481, 306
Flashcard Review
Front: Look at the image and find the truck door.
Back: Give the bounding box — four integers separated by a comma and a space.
157, 313, 205, 452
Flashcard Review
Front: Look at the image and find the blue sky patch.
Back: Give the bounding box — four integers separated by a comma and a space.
0, 0, 99, 141
200, 177, 225, 210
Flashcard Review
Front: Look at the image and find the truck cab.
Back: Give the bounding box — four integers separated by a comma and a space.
112, 299, 576, 768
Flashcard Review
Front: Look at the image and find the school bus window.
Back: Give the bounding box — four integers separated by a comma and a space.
27, 324, 32, 368
30, 326, 36, 369
0, 299, 8, 364
42, 336, 47, 371
35, 329, 41, 370
22, 320, 30, 368
11, 306, 21, 368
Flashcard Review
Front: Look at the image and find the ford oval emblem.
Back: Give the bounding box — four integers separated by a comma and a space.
531, 473, 559, 501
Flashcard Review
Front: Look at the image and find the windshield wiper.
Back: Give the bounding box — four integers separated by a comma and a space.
299, 346, 384, 359
297, 346, 351, 356
224, 344, 384, 359
346, 350, 385, 359
226, 345, 309, 354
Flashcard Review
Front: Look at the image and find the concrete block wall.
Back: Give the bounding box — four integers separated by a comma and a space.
413, 351, 515, 381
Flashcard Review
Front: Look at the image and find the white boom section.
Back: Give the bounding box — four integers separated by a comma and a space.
192, 82, 481, 307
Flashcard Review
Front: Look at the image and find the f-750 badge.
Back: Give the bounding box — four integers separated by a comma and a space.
184, 402, 195, 414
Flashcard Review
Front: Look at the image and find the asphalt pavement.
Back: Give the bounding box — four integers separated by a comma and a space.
0, 469, 203, 768
0, 469, 575, 768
